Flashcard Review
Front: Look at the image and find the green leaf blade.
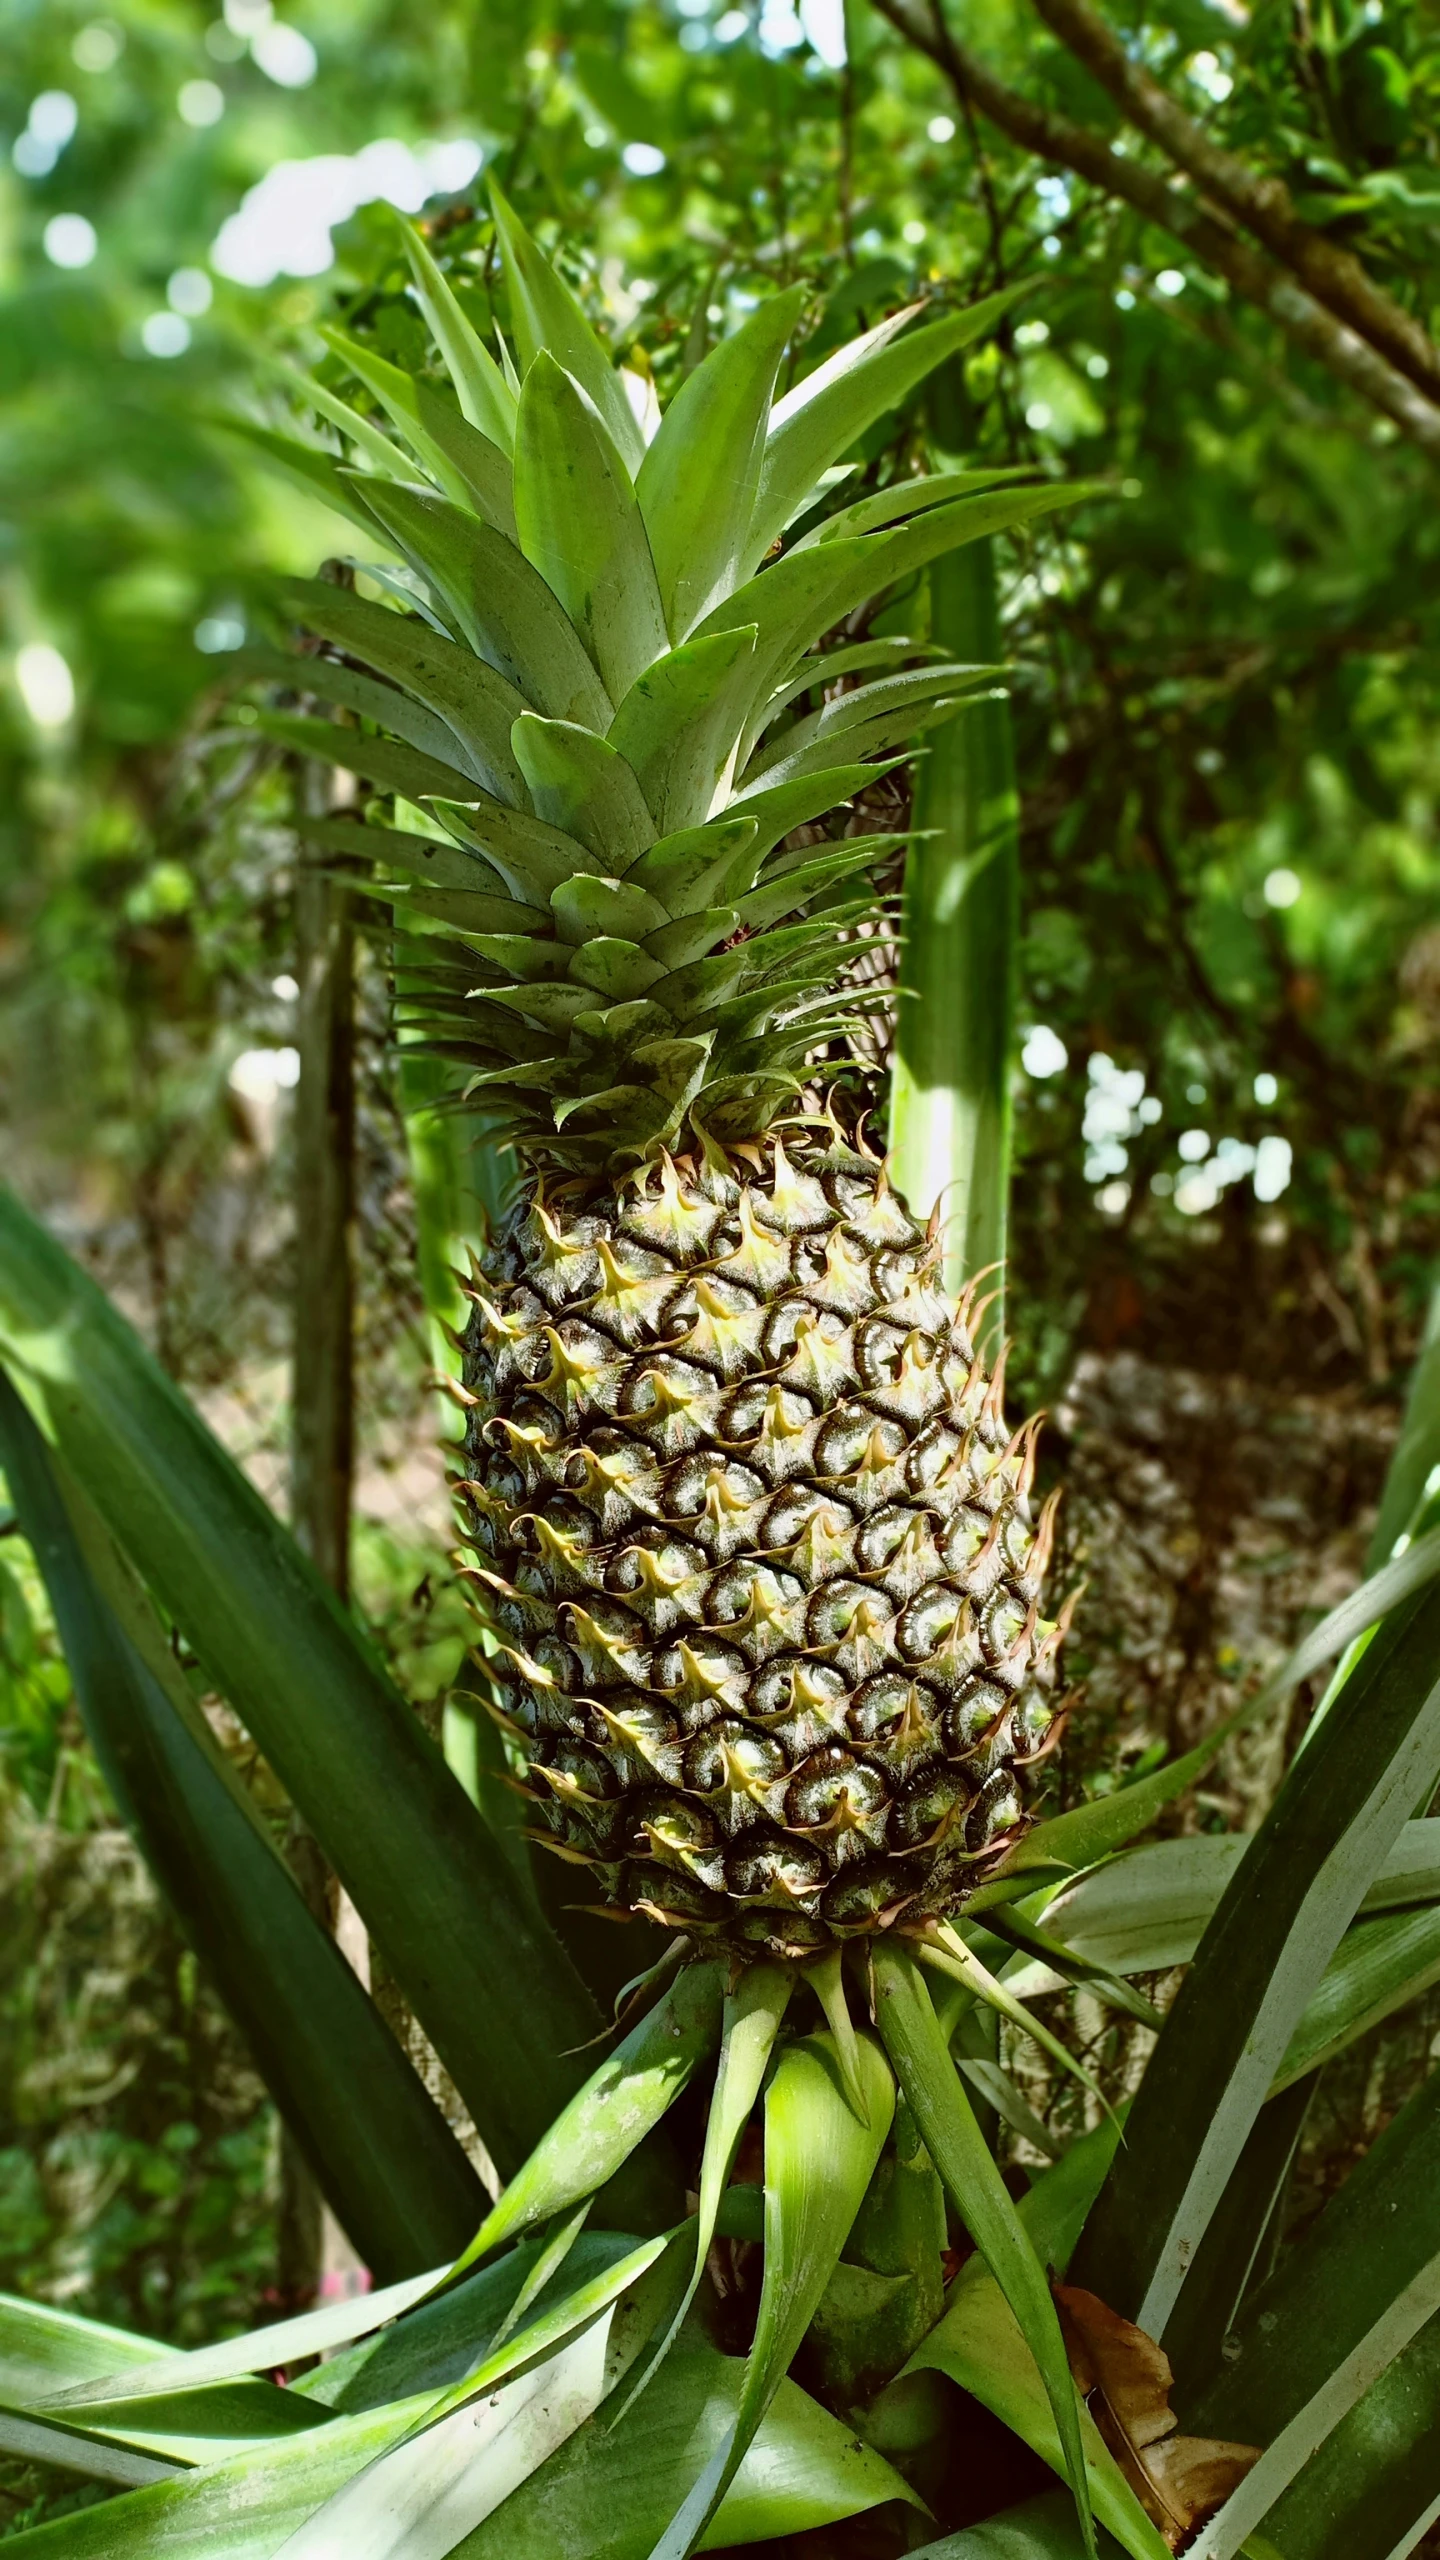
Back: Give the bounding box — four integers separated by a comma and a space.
490, 181, 647, 477
0, 1192, 606, 2184
638, 285, 806, 639
514, 352, 669, 705
871, 1941, 1098, 2559
1072, 1578, 1440, 2341
0, 1375, 485, 2280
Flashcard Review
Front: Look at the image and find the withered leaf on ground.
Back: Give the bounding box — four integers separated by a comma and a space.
1054, 2282, 1260, 2553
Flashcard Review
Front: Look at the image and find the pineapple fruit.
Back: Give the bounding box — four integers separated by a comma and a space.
260, 189, 1078, 1958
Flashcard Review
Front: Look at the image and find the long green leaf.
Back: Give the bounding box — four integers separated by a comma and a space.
512, 714, 657, 867
750, 288, 1030, 566
1271, 1900, 1440, 2088
742, 661, 993, 785
398, 220, 518, 455
889, 540, 1018, 1346
457, 1963, 726, 2271
907, 2494, 1124, 2557
0, 1378, 484, 2278
0, 2392, 440, 2556
892, 2258, 1165, 2560
254, 711, 468, 807
795, 483, 1102, 677
0, 1190, 605, 2182
315, 329, 518, 535
1072, 1577, 1440, 2339
489, 181, 646, 477
1189, 2059, 1440, 2464
7, 2378, 327, 2469
637, 286, 805, 638
514, 352, 669, 704
277, 579, 530, 806
277, 2238, 677, 2559
1252, 2316, 1440, 2560
1158, 2077, 1316, 2413
617, 1965, 793, 2420
0, 2296, 180, 2404
609, 628, 758, 835
999, 1822, 1440, 2000
34, 2275, 447, 2412
450, 2320, 917, 2560
244, 650, 478, 779
646, 2029, 895, 2560
292, 2233, 641, 2416
1369, 1275, 1440, 1568
348, 477, 613, 729
220, 417, 391, 540
1184, 2256, 1440, 2560
871, 1943, 1099, 2557
0, 2411, 175, 2491
275, 361, 416, 484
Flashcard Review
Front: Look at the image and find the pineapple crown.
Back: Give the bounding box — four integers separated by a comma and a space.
245, 188, 1076, 1180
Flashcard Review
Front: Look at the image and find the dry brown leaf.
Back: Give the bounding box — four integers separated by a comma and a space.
1055, 2282, 1261, 2552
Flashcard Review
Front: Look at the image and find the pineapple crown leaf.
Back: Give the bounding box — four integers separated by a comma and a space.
244, 197, 1079, 1179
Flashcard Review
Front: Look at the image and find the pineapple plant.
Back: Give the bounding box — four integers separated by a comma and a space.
255, 189, 1080, 1967
2, 188, 1440, 2560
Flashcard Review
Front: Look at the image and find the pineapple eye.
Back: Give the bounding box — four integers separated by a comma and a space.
856, 1503, 937, 1573
981, 1587, 1033, 1671
651, 1635, 748, 1719
623, 1861, 725, 1926
665, 1453, 766, 1517
967, 1769, 1024, 1850
895, 1583, 967, 1661
892, 1767, 975, 1850
725, 1834, 826, 1904
941, 1679, 1010, 1757
749, 1654, 847, 1719
534, 1736, 620, 1802
940, 1504, 1007, 1594
783, 1747, 889, 1857
853, 1318, 909, 1386
762, 1485, 854, 1552
815, 1404, 905, 1479
848, 1672, 944, 1757
904, 1416, 963, 1492
682, 1721, 786, 1799
628, 1785, 718, 1856
821, 1859, 907, 1931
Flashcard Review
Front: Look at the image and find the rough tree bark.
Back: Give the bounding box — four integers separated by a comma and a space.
866, 0, 1440, 461
1029, 0, 1440, 408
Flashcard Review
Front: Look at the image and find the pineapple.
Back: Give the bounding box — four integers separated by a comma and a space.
260, 189, 1079, 1959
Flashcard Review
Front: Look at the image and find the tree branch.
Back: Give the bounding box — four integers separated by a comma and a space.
867, 0, 1440, 462
1029, 0, 1440, 409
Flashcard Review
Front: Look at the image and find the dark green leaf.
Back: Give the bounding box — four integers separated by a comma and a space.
1073, 1580, 1440, 2341
0, 1194, 606, 2183
872, 1941, 1097, 2557
0, 1375, 484, 2278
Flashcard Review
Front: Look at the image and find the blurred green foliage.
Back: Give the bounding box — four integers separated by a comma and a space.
0, 1527, 277, 2529
5, 0, 1437, 1408
1, 0, 1437, 2409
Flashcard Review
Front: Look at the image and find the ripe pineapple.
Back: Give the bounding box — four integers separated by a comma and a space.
260, 189, 1078, 1957
464, 1129, 1065, 1956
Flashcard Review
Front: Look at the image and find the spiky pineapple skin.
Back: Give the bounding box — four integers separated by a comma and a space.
457, 1127, 1063, 1958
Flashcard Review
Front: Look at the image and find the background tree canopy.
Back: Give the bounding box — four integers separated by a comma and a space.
1, 0, 1438, 2519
